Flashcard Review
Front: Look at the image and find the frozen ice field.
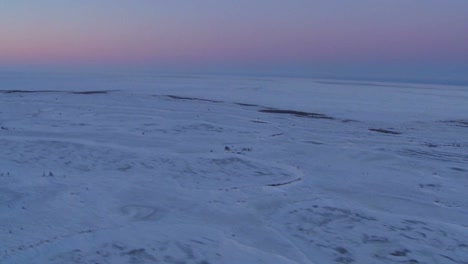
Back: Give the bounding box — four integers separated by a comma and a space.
1, 73, 467, 263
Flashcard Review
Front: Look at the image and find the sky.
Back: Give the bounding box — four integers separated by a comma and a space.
1, 0, 468, 83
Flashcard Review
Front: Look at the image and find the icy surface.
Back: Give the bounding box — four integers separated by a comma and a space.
1, 74, 467, 264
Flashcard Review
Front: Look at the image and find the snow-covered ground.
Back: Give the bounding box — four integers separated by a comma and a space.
1, 73, 467, 264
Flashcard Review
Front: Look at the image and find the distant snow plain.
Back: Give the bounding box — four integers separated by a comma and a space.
1, 74, 467, 264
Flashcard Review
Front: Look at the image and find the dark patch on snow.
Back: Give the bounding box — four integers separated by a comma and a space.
251, 120, 268, 124
342, 119, 358, 123
335, 247, 349, 254
234, 102, 262, 107
439, 254, 465, 264
259, 109, 335, 120
423, 142, 439, 148
266, 177, 302, 187
362, 234, 389, 243
418, 183, 442, 191
271, 133, 284, 137
445, 143, 464, 148
70, 90, 116, 95
442, 120, 468, 128
156, 95, 346, 122
164, 95, 224, 103
369, 128, 402, 135
0, 90, 60, 94
390, 249, 411, 257
303, 140, 324, 145
0, 89, 117, 95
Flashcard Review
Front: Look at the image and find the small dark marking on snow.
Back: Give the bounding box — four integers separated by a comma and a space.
259, 109, 335, 120
424, 143, 439, 148
390, 249, 410, 257
112, 244, 126, 251
251, 120, 268, 124
335, 247, 349, 254
70, 90, 117, 95
402, 220, 427, 225
362, 234, 389, 243
342, 119, 358, 123
271, 133, 284, 137
442, 120, 468, 128
0, 89, 117, 94
369, 128, 402, 135
303, 140, 324, 145
439, 254, 463, 263
118, 165, 132, 171
418, 183, 441, 190
77, 229, 93, 234
0, 90, 60, 94
190, 240, 206, 245
164, 95, 223, 103
266, 177, 302, 187
126, 248, 146, 255
234, 102, 261, 107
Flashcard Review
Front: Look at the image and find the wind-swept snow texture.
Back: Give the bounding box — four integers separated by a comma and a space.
1, 74, 467, 264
